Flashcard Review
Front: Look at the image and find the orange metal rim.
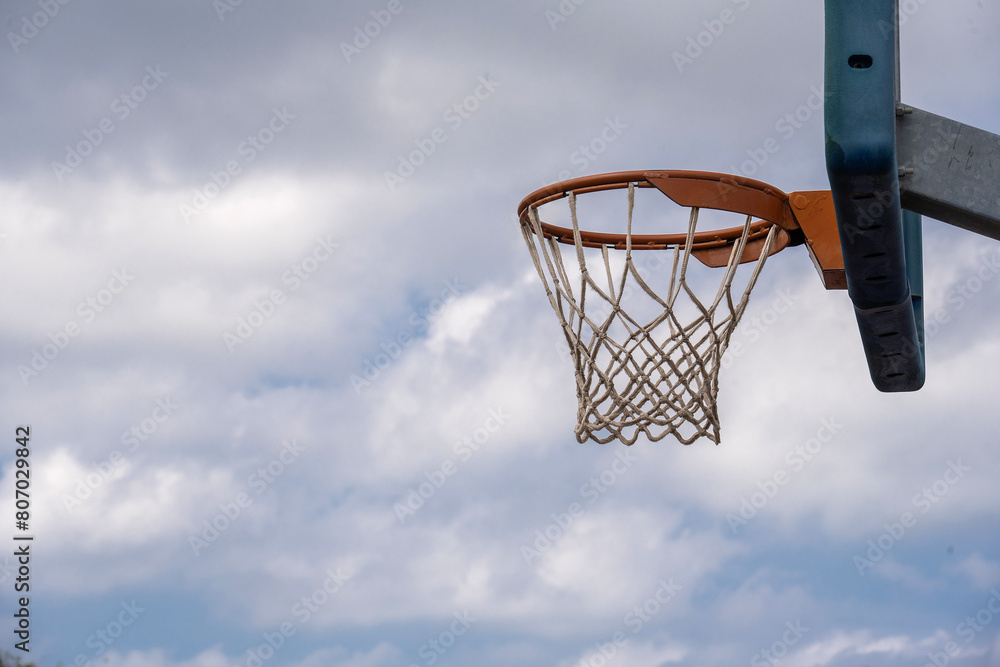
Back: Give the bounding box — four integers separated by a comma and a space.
517, 170, 800, 250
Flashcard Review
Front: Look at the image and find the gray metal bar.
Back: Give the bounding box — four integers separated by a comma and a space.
897, 106, 1000, 240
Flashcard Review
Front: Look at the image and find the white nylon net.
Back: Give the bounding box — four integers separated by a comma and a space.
522, 183, 779, 445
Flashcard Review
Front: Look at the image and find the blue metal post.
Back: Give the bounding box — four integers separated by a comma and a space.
824, 0, 924, 390
903, 210, 924, 357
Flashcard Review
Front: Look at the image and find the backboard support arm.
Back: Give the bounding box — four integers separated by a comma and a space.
897, 107, 1000, 240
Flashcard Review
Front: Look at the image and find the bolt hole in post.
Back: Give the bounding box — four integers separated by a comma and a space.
848, 54, 873, 69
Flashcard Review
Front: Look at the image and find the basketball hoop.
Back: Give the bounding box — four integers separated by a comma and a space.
517, 170, 839, 445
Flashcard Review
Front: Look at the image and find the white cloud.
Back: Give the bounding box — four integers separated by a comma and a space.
567, 638, 686, 667
872, 557, 942, 591
949, 553, 1000, 590
100, 649, 231, 667
3, 1, 999, 665
292, 643, 402, 667
784, 630, 906, 666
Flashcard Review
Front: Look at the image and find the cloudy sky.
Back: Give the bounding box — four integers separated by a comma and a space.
2, 0, 1000, 666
